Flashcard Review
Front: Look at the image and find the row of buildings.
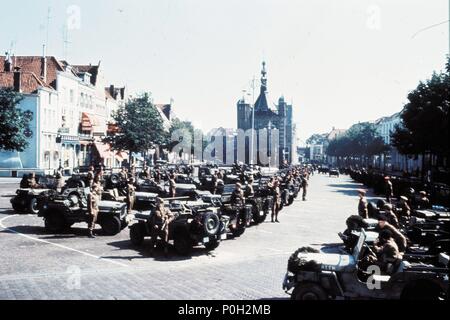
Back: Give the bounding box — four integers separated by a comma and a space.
304, 112, 422, 173
0, 52, 173, 177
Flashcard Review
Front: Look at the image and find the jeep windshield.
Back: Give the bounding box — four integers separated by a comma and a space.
353, 229, 367, 261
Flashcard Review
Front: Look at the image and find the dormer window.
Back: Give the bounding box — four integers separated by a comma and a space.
79, 72, 92, 84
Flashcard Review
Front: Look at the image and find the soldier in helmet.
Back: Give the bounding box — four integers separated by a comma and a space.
87, 176, 103, 238
230, 182, 245, 206
271, 179, 281, 223
149, 197, 175, 256
126, 177, 136, 214
384, 176, 393, 203
357, 189, 368, 219
86, 165, 95, 187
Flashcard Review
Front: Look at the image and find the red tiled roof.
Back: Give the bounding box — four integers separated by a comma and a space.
0, 56, 64, 89
0, 71, 52, 94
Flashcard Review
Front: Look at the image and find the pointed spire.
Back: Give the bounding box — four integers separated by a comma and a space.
260, 61, 267, 93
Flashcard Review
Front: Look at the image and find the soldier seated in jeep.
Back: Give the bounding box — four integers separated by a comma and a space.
365, 229, 403, 275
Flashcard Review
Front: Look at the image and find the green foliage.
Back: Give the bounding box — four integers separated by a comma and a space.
103, 93, 168, 154
392, 58, 449, 159
327, 122, 389, 158
0, 88, 32, 152
306, 133, 327, 145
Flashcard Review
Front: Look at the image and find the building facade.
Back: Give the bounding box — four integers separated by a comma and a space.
236, 62, 294, 166
0, 54, 125, 176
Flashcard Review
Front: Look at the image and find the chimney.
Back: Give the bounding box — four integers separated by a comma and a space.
13, 67, 22, 92
41, 45, 47, 83
4, 52, 12, 72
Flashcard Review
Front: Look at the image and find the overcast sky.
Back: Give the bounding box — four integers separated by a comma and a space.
1, 0, 448, 144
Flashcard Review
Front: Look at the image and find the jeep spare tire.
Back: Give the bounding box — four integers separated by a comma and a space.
202, 212, 220, 236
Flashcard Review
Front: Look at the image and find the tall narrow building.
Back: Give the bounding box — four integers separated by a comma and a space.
236, 62, 294, 165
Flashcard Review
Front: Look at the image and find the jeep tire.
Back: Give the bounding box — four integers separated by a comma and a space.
130, 223, 145, 246
174, 230, 192, 256
44, 210, 67, 233
292, 283, 328, 300
29, 197, 39, 214
101, 216, 121, 235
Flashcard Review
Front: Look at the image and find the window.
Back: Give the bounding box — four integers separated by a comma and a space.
70, 89, 74, 103
48, 93, 52, 105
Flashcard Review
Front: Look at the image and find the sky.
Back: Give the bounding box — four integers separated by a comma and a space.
1, 0, 448, 145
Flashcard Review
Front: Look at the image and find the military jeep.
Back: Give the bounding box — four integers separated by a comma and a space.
11, 188, 52, 214
128, 200, 229, 255
37, 187, 129, 235
283, 230, 448, 300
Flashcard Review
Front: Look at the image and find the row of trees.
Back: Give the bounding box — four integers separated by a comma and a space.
326, 122, 389, 165
391, 57, 449, 165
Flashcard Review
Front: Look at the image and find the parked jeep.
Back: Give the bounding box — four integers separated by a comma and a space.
37, 187, 128, 235
11, 188, 52, 214
129, 200, 229, 255
283, 230, 448, 300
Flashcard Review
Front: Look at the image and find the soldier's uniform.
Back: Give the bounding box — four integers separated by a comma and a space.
126, 179, 136, 214
271, 182, 281, 222
375, 238, 403, 274
385, 177, 393, 203
169, 176, 177, 198
86, 169, 95, 187
87, 182, 102, 238
149, 199, 175, 255
301, 176, 308, 201
357, 190, 368, 219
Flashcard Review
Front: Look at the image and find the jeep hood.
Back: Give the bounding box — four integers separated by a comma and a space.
98, 200, 126, 211
135, 191, 158, 199
297, 252, 356, 272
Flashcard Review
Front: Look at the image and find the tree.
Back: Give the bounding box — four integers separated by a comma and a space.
0, 88, 32, 151
168, 118, 195, 157
306, 133, 327, 145
327, 122, 389, 164
392, 57, 449, 161
103, 93, 168, 159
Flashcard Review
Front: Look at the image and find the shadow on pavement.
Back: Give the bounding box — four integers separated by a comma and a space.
327, 183, 362, 189
0, 224, 115, 239
105, 239, 217, 261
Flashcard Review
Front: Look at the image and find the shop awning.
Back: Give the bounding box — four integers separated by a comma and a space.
93, 142, 112, 160
81, 112, 93, 131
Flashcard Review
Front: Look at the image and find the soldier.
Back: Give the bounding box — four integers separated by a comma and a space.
169, 174, 177, 198
371, 229, 403, 274
230, 182, 245, 207
211, 171, 218, 195
376, 215, 407, 252
384, 176, 393, 203
119, 166, 128, 182
301, 174, 308, 201
87, 176, 103, 238
26, 173, 39, 189
55, 167, 64, 193
86, 165, 95, 187
399, 196, 411, 217
271, 180, 281, 223
382, 203, 400, 229
126, 177, 136, 214
417, 191, 431, 209
244, 176, 255, 198
149, 197, 175, 256
357, 189, 368, 219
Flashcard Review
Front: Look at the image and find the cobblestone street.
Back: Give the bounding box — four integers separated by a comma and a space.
0, 174, 374, 300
